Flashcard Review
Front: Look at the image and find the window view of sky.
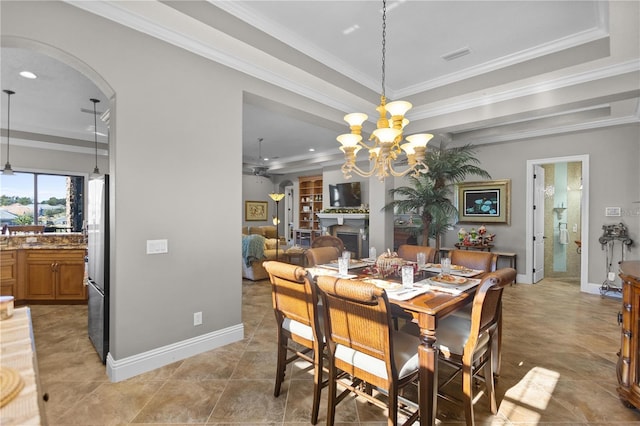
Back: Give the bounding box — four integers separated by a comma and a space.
1, 173, 67, 200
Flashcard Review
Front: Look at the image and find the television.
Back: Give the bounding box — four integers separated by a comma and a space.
329, 182, 362, 207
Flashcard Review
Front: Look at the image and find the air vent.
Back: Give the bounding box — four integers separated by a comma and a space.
441, 46, 471, 61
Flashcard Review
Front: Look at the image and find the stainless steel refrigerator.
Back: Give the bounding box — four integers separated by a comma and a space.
87, 174, 109, 363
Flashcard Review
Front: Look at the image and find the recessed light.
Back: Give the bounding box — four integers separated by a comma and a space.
309, 148, 315, 152
342, 24, 360, 35
19, 71, 37, 79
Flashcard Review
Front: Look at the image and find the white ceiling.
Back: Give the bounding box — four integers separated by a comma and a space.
1, 0, 638, 176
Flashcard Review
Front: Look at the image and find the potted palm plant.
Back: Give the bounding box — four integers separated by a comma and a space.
385, 142, 491, 251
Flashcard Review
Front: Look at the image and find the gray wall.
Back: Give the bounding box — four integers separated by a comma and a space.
1, 0, 337, 379
440, 125, 640, 286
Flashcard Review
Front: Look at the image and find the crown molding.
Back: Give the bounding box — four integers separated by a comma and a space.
410, 59, 640, 121
64, 0, 367, 114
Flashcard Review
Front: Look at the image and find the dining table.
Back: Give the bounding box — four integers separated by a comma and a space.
309, 259, 486, 426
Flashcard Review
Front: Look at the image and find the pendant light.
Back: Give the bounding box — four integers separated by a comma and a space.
90, 98, 100, 177
2, 90, 15, 175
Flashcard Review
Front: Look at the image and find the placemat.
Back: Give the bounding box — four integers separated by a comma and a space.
0, 367, 24, 408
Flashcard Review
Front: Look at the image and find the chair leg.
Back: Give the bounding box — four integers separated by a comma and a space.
311, 352, 323, 425
274, 334, 287, 397
462, 364, 475, 426
388, 385, 398, 426
492, 305, 503, 381
483, 349, 497, 414
326, 366, 338, 426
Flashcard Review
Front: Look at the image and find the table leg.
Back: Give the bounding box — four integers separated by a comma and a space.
418, 314, 438, 426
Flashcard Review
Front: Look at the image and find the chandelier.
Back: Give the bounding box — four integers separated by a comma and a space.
337, 0, 433, 181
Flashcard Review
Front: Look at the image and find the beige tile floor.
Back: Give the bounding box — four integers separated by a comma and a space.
28, 277, 640, 425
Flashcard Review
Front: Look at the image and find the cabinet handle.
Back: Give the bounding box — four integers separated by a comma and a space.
51, 263, 56, 272
623, 329, 633, 339
618, 312, 623, 325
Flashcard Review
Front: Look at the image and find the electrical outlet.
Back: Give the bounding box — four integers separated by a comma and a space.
608, 272, 616, 282
193, 311, 202, 326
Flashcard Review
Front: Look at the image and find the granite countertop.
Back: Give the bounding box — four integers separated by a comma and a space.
0, 233, 87, 250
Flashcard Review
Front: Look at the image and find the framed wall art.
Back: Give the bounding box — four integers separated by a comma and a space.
245, 200, 268, 221
456, 179, 511, 224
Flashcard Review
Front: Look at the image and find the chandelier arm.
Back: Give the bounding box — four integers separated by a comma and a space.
352, 163, 380, 178
387, 161, 414, 178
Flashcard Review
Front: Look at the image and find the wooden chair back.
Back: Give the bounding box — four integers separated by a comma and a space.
449, 249, 498, 272
468, 268, 517, 345
311, 235, 345, 254
305, 246, 340, 267
316, 276, 394, 389
264, 261, 322, 347
397, 244, 436, 263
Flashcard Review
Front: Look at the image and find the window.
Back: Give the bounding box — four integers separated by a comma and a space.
0, 172, 84, 232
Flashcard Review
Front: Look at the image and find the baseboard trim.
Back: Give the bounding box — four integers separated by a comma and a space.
105, 323, 244, 382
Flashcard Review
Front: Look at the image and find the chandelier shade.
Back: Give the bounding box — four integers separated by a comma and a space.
337, 0, 433, 181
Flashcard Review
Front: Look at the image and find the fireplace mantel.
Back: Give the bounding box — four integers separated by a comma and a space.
316, 213, 369, 258
316, 213, 368, 227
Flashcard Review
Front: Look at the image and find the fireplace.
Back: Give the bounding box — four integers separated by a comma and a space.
316, 213, 369, 258
336, 232, 360, 258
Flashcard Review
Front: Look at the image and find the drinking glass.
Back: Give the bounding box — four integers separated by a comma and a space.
338, 257, 349, 276
401, 265, 414, 289
416, 252, 426, 269
342, 250, 351, 262
369, 246, 377, 260
441, 257, 451, 276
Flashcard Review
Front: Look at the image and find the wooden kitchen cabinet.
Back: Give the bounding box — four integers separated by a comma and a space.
617, 261, 640, 409
23, 249, 86, 301
0, 250, 18, 297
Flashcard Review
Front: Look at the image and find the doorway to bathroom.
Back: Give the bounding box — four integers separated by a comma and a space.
526, 155, 590, 292
540, 161, 583, 285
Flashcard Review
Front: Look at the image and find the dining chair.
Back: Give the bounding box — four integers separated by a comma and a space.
316, 275, 420, 426
311, 235, 345, 255
448, 249, 501, 377
305, 246, 341, 267
263, 261, 327, 425
397, 244, 437, 263
405, 267, 517, 426
448, 249, 498, 272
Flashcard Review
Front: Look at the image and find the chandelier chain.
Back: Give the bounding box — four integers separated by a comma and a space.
381, 0, 386, 99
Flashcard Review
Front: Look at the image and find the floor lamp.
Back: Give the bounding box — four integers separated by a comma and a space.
268, 192, 285, 260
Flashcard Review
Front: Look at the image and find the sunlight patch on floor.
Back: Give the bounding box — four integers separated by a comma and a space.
499, 365, 560, 421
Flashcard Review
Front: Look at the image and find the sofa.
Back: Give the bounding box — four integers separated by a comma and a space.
242, 226, 286, 281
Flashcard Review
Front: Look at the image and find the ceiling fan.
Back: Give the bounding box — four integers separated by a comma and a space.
243, 138, 275, 178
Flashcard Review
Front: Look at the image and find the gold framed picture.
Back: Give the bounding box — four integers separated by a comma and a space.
456, 179, 511, 224
245, 201, 268, 221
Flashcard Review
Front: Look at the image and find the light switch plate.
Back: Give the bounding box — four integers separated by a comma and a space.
146, 239, 168, 254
